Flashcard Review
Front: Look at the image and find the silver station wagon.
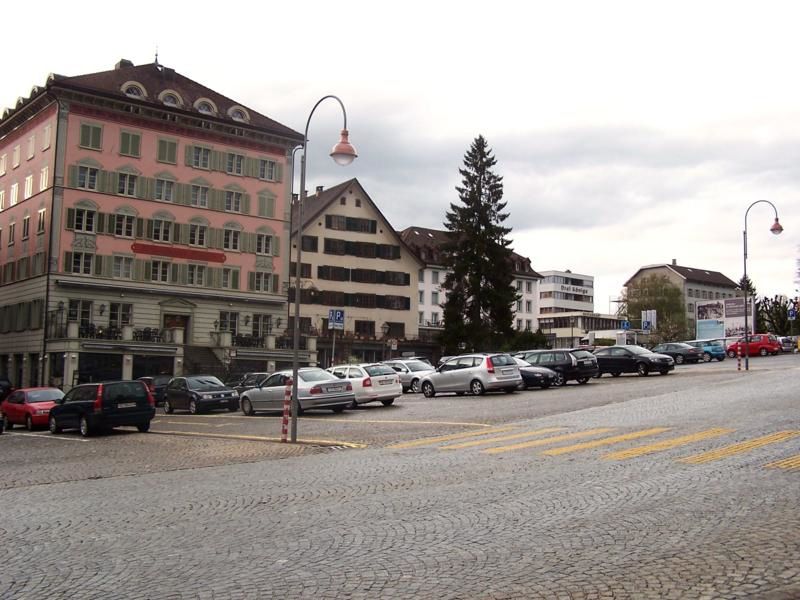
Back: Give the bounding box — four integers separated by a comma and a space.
419, 352, 521, 397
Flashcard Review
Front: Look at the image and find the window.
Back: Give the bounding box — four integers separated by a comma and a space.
688, 303, 695, 313
109, 303, 132, 327
219, 311, 238, 334
190, 185, 208, 207
192, 147, 210, 169
418, 269, 424, 283
256, 233, 272, 255
24, 175, 33, 199
0, 154, 5, 175
225, 191, 242, 212
432, 270, 439, 284
189, 224, 207, 246
27, 136, 35, 159
197, 102, 215, 115
22, 216, 30, 240
431, 291, 440, 305
79, 124, 102, 150
113, 256, 133, 279
525, 319, 532, 331
150, 260, 170, 282
74, 208, 96, 233
431, 312, 440, 325
42, 124, 51, 150
223, 228, 240, 250
226, 153, 244, 175
8, 223, 15, 245
10, 183, 18, 206
152, 220, 172, 242
12, 145, 21, 167
0, 190, 4, 211
526, 300, 532, 313
516, 281, 522, 291
157, 139, 177, 164
419, 291, 424, 304
188, 264, 206, 286
259, 159, 276, 180
115, 214, 135, 238
155, 179, 174, 202
71, 252, 93, 274
516, 300, 523, 311
37, 209, 46, 234
119, 132, 141, 157
78, 166, 99, 190
68, 299, 92, 326
39, 166, 49, 191
222, 267, 239, 289
118, 173, 137, 196
526, 281, 532, 293
301, 236, 317, 252
252, 314, 272, 336
252, 272, 274, 292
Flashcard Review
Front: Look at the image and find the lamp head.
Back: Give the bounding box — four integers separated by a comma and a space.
770, 217, 783, 235
330, 129, 357, 166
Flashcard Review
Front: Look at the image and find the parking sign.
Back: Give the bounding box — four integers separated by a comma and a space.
328, 308, 345, 330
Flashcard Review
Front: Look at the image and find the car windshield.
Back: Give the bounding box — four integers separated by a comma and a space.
187, 376, 225, 390
406, 360, 432, 372
365, 365, 396, 376
627, 346, 652, 355
299, 369, 337, 383
26, 389, 64, 402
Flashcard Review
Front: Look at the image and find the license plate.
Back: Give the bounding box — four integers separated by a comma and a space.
327, 386, 342, 392
502, 368, 513, 375
581, 360, 593, 366
379, 379, 392, 385
117, 402, 137, 409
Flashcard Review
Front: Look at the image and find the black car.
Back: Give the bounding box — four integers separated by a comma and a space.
49, 380, 156, 437
137, 375, 172, 405
513, 357, 557, 389
514, 349, 599, 386
163, 375, 239, 414
593, 345, 675, 377
650, 343, 702, 365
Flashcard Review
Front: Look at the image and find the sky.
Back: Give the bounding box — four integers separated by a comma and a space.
3, 1, 799, 313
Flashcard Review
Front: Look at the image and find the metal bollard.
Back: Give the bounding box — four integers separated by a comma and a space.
281, 377, 292, 443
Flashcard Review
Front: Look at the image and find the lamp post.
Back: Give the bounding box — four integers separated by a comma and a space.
381, 322, 390, 361
290, 96, 357, 443
742, 200, 783, 371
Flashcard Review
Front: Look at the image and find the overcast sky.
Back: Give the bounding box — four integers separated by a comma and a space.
4, 1, 799, 312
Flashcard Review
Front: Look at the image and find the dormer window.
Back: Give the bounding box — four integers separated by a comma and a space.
158, 89, 184, 107
198, 102, 213, 114
125, 86, 142, 97
163, 94, 178, 106
228, 106, 250, 123
121, 81, 147, 98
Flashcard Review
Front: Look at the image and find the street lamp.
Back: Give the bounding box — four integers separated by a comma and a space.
742, 200, 783, 370
290, 96, 357, 443
381, 322, 390, 360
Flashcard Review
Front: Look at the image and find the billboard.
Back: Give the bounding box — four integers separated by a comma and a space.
696, 298, 753, 339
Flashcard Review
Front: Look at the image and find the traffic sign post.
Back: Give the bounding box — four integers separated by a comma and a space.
328, 309, 345, 367
621, 320, 630, 330
789, 308, 797, 321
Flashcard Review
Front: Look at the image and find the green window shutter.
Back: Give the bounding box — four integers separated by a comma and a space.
208, 267, 219, 288
272, 236, 280, 257
232, 269, 240, 290
275, 163, 283, 182
271, 274, 279, 293
66, 208, 75, 230
176, 183, 190, 205
135, 177, 148, 200
242, 232, 253, 253
144, 262, 152, 281
245, 157, 258, 178
93, 255, 103, 276
146, 220, 154, 240
91, 126, 102, 149
97, 170, 108, 192
102, 257, 113, 278
172, 223, 181, 244
170, 264, 179, 283
168, 141, 177, 164
248, 272, 255, 291
106, 214, 117, 234
68, 165, 78, 188
132, 134, 141, 157
157, 139, 167, 162
80, 125, 91, 147
211, 150, 224, 172
64, 252, 73, 272
96, 213, 106, 233
242, 194, 251, 215
133, 259, 145, 281
135, 218, 144, 239
210, 189, 225, 211
213, 228, 224, 249
105, 172, 119, 194
258, 195, 267, 217
266, 196, 275, 217
180, 224, 190, 243
185, 145, 194, 166
179, 263, 188, 284
120, 132, 130, 155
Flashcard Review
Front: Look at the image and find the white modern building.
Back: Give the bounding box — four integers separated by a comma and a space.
538, 270, 595, 314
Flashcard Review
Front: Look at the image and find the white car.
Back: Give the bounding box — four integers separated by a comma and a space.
327, 363, 402, 408
382, 359, 435, 393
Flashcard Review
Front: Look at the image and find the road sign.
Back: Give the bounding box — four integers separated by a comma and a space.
642, 320, 651, 331
789, 308, 797, 321
328, 308, 345, 330
621, 320, 630, 330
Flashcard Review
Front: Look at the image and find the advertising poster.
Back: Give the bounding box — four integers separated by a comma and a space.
695, 298, 753, 340
722, 297, 753, 338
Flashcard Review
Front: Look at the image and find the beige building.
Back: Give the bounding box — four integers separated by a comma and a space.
290, 179, 424, 366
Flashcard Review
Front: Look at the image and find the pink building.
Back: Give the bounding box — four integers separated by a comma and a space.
0, 59, 307, 388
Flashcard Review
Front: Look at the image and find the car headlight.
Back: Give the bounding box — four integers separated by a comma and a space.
201, 393, 212, 400
35, 409, 49, 416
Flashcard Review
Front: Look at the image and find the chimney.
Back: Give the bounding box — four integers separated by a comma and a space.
671, 258, 677, 266
115, 59, 134, 70
316, 185, 324, 195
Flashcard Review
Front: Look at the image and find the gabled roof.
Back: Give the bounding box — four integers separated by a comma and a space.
47, 60, 302, 142
399, 226, 542, 278
625, 263, 739, 288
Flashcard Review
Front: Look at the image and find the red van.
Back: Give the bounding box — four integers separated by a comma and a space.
726, 334, 781, 358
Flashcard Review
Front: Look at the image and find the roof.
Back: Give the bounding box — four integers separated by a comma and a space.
46, 60, 302, 142
624, 263, 739, 288
399, 226, 542, 278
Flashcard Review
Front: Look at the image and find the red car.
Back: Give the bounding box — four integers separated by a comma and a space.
726, 334, 782, 358
1, 387, 64, 430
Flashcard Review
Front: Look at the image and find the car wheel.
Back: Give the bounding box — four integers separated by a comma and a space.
49, 415, 61, 434
79, 416, 92, 437
26, 415, 33, 431
576, 377, 590, 385
189, 400, 198, 415
137, 422, 150, 433
759, 348, 768, 356
350, 398, 360, 410
410, 379, 421, 394
553, 372, 566, 387
421, 381, 436, 398
2, 413, 12, 430
331, 405, 346, 413
675, 354, 684, 365
241, 398, 254, 416
727, 350, 736, 358
703, 352, 712, 363
611, 372, 621, 378
163, 400, 174, 414
381, 398, 395, 406
470, 379, 485, 396
637, 363, 649, 377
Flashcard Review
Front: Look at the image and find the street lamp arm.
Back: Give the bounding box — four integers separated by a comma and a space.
304, 95, 349, 140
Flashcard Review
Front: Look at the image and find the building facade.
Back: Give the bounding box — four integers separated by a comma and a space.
0, 59, 306, 389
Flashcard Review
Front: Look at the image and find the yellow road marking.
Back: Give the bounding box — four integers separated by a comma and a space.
150, 430, 366, 448
680, 431, 800, 464
482, 428, 614, 455
765, 455, 800, 470
604, 428, 733, 460
388, 426, 517, 449
441, 427, 565, 450
541, 428, 671, 456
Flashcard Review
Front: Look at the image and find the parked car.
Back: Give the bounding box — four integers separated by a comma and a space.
163, 376, 239, 414
650, 342, 703, 365
382, 358, 436, 393
725, 334, 782, 358
684, 340, 726, 362
137, 375, 172, 406
227, 372, 271, 395
49, 380, 155, 437
593, 345, 675, 377
512, 357, 557, 389
2, 387, 64, 431
239, 367, 354, 415
420, 352, 521, 397
328, 363, 402, 407
514, 349, 598, 386
778, 336, 796, 353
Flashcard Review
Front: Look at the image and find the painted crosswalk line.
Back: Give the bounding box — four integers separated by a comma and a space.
482, 428, 614, 455
541, 428, 671, 457
388, 426, 517, 450
604, 428, 734, 460
679, 431, 800, 464
440, 427, 565, 450
765, 454, 800, 471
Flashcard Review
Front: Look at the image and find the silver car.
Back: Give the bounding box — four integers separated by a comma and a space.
419, 353, 522, 397
382, 359, 435, 393
239, 368, 354, 415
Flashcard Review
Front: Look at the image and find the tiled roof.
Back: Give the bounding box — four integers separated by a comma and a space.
625, 263, 739, 288
49, 60, 302, 141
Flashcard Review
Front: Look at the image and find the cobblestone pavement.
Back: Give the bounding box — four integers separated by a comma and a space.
0, 355, 798, 599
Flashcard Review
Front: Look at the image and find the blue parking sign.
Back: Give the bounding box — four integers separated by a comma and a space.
328, 309, 345, 330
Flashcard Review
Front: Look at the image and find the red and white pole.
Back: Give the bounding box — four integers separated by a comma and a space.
737, 345, 741, 371
281, 377, 292, 443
